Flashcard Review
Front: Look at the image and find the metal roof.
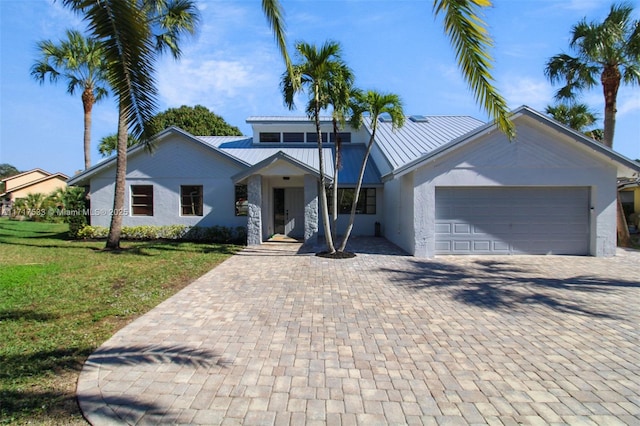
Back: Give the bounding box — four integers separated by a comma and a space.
246, 116, 333, 124
199, 137, 382, 185
365, 115, 484, 169
335, 145, 382, 185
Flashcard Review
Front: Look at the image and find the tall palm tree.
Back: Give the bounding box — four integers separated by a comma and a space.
545, 2, 640, 248
328, 81, 358, 245
281, 41, 353, 253
545, 103, 602, 139
337, 91, 404, 252
31, 29, 109, 170
433, 0, 515, 140
545, 2, 640, 148
63, 0, 200, 249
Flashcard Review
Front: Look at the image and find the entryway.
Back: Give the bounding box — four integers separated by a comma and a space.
273, 187, 304, 239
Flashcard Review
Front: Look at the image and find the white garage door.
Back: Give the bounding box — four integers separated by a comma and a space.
435, 187, 590, 255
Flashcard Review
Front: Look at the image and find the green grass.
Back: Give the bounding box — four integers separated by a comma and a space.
0, 218, 240, 424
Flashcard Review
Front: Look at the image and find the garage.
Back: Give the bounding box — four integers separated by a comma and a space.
435, 187, 590, 255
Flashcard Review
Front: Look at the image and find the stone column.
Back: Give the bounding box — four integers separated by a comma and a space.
304, 174, 318, 244
247, 175, 262, 246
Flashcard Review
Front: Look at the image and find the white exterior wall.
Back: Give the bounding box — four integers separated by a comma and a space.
398, 118, 618, 257
383, 175, 414, 254
88, 135, 247, 229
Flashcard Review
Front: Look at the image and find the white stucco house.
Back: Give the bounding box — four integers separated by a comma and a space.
68, 105, 640, 257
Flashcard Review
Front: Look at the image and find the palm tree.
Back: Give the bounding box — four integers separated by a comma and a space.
63, 0, 200, 249
98, 133, 139, 157
545, 2, 640, 248
337, 91, 404, 252
281, 41, 354, 254
328, 81, 358, 245
31, 29, 109, 170
545, 2, 640, 148
433, 0, 515, 140
545, 103, 602, 139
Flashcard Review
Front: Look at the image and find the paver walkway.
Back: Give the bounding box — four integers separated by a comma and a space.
77, 238, 640, 425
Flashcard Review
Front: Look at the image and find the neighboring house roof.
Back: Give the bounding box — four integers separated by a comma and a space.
385, 105, 640, 180
1, 171, 68, 197
1, 168, 51, 184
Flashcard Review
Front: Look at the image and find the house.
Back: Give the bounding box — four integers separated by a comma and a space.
1, 168, 69, 214
619, 178, 640, 230
67, 106, 640, 257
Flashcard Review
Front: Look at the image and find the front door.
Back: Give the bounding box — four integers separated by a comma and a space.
273, 188, 304, 238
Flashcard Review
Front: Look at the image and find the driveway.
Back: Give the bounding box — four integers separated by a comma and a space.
78, 239, 640, 425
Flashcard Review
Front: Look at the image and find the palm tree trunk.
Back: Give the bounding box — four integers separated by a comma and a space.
314, 95, 335, 253
338, 133, 375, 252
105, 106, 128, 250
601, 65, 620, 148
331, 118, 340, 245
82, 88, 95, 170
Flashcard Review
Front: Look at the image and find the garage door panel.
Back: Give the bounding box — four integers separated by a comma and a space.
435, 187, 589, 255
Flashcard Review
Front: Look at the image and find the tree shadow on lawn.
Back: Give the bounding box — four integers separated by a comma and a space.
381, 259, 640, 319
1, 344, 227, 424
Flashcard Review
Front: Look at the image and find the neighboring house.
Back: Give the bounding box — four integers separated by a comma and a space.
68, 106, 640, 257
1, 168, 68, 214
619, 178, 640, 230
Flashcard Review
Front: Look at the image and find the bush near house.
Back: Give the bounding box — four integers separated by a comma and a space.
77, 224, 247, 244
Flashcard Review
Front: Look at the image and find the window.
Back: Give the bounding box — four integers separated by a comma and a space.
259, 132, 280, 143
235, 185, 248, 216
329, 132, 351, 143
131, 185, 153, 216
306, 132, 328, 143
330, 188, 376, 214
283, 132, 304, 143
181, 185, 203, 216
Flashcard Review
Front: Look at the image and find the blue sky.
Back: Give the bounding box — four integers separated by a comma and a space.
1, 0, 639, 177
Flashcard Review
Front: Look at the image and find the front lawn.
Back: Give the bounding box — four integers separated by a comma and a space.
0, 218, 240, 424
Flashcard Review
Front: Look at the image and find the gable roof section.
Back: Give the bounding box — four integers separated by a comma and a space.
1, 168, 51, 184
366, 115, 484, 171
232, 151, 330, 184
219, 146, 333, 172
67, 127, 250, 186
0, 172, 68, 197
385, 106, 640, 180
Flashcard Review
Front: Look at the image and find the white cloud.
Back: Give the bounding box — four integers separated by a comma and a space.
157, 57, 274, 109
501, 76, 553, 110
618, 94, 640, 117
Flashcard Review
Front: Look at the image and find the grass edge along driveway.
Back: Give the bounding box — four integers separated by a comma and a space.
0, 218, 240, 425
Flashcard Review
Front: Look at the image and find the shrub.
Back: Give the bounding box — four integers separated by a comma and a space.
76, 224, 247, 244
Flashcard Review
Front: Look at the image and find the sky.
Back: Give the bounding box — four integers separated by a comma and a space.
1, 0, 639, 177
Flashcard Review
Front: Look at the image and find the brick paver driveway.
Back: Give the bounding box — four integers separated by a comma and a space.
78, 239, 640, 425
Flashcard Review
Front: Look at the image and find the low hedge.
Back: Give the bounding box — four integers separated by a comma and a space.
77, 224, 247, 244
